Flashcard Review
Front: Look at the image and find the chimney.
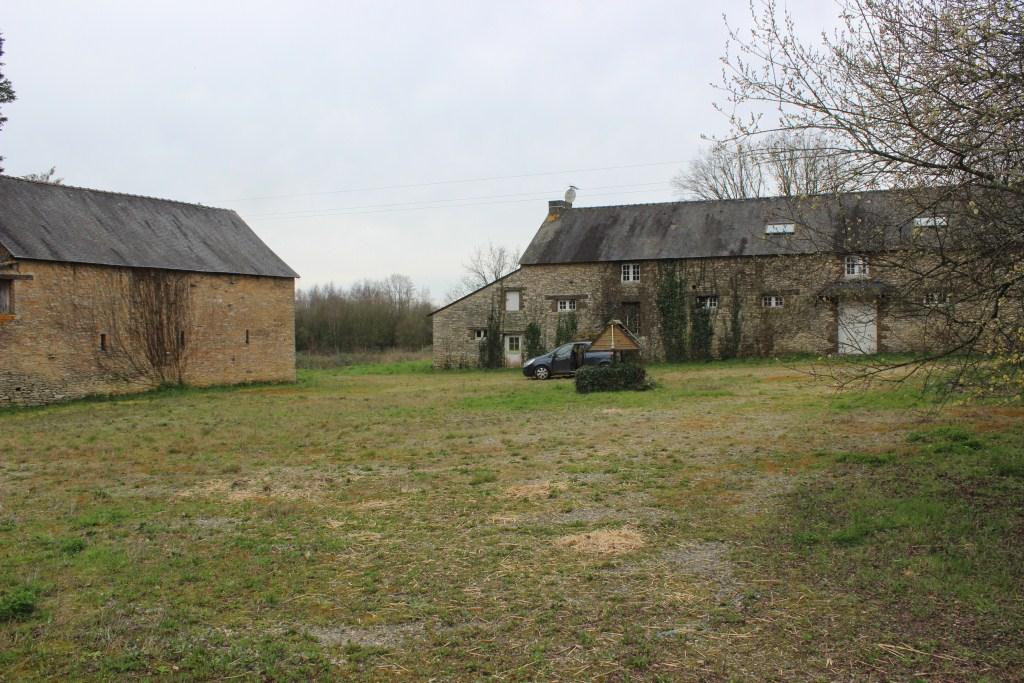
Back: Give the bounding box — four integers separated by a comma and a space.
547, 199, 571, 222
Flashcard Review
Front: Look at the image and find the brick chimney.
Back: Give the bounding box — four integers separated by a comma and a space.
546, 199, 571, 222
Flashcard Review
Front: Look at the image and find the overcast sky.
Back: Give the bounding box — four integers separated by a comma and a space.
1, 1, 837, 302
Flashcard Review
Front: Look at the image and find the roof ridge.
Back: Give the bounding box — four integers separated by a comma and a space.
0, 174, 232, 212
568, 188, 898, 212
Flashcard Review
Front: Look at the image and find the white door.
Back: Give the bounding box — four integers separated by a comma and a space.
505, 335, 522, 367
838, 301, 877, 354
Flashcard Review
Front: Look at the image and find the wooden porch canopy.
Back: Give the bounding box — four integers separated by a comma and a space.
590, 320, 641, 353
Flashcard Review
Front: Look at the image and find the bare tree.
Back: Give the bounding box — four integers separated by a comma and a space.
715, 0, 1024, 395
672, 141, 767, 200
445, 242, 520, 302
21, 167, 63, 184
673, 133, 865, 200
0, 34, 14, 174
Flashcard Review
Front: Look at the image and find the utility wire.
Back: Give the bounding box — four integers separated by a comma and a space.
245, 186, 673, 221
244, 181, 670, 219
220, 159, 686, 203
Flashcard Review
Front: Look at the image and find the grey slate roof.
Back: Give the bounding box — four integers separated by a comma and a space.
0, 176, 298, 278
519, 191, 910, 265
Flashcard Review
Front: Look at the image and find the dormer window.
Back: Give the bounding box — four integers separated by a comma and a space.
844, 255, 869, 278
621, 263, 640, 282
914, 215, 948, 227
765, 222, 795, 235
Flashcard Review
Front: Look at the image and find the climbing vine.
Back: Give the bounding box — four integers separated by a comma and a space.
524, 322, 545, 359
555, 311, 578, 346
478, 304, 504, 368
719, 273, 743, 360
656, 263, 689, 362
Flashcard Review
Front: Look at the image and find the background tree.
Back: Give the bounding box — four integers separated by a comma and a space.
716, 0, 1024, 394
0, 33, 16, 173
21, 166, 63, 184
673, 133, 865, 200
295, 275, 433, 353
445, 242, 520, 302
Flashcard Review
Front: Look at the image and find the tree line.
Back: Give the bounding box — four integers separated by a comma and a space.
295, 275, 433, 353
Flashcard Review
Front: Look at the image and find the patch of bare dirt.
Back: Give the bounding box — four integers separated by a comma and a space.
309, 621, 425, 648
505, 480, 567, 499
556, 526, 646, 555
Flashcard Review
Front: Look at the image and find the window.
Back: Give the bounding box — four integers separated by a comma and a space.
621, 263, 640, 282
622, 302, 641, 334
557, 299, 576, 312
762, 295, 784, 308
914, 215, 948, 227
844, 255, 869, 278
99, 333, 107, 352
507, 336, 520, 352
179, 330, 186, 348
245, 329, 250, 345
696, 295, 719, 310
474, 329, 487, 340
765, 223, 796, 235
505, 290, 520, 311
0, 280, 10, 314
923, 291, 951, 306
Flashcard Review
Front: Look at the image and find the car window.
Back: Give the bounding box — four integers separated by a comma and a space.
553, 344, 574, 360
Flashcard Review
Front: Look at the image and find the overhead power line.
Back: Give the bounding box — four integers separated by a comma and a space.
244, 181, 669, 219
220, 159, 686, 203
244, 185, 673, 221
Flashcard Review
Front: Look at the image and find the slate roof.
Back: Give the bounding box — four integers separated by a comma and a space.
0, 176, 298, 278
519, 191, 912, 265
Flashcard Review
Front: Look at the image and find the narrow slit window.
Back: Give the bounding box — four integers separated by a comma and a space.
245, 329, 250, 345
0, 280, 11, 314
179, 330, 186, 348
99, 333, 107, 351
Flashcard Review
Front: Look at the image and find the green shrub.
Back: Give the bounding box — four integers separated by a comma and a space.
575, 363, 652, 393
0, 586, 39, 622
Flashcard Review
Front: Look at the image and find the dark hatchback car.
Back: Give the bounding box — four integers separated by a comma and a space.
522, 341, 613, 380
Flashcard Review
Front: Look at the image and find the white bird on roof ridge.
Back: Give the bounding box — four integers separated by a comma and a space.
565, 185, 578, 204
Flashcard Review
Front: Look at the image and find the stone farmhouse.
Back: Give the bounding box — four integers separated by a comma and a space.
431, 191, 951, 368
0, 176, 298, 404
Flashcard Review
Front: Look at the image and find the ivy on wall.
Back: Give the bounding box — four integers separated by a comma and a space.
524, 322, 545, 359
478, 303, 504, 368
555, 311, 578, 346
719, 273, 743, 360
656, 263, 690, 362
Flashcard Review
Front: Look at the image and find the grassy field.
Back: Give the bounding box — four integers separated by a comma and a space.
1, 360, 1022, 681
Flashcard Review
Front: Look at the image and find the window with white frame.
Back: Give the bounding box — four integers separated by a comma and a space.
557, 299, 576, 312
507, 336, 520, 352
696, 295, 719, 310
474, 329, 487, 340
762, 294, 784, 308
844, 255, 869, 278
914, 215, 948, 227
0, 280, 10, 314
621, 263, 640, 282
923, 291, 951, 306
765, 223, 796, 235
505, 290, 520, 311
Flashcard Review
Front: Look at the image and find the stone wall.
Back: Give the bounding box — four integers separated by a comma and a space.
431, 252, 936, 368
0, 259, 295, 405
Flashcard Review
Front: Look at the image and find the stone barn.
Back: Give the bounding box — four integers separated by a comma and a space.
0, 176, 298, 404
431, 191, 955, 368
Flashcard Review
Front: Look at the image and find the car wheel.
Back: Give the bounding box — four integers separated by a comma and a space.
534, 365, 551, 380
